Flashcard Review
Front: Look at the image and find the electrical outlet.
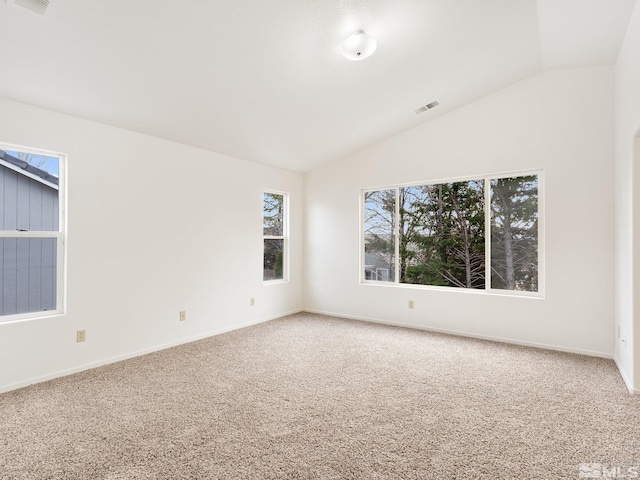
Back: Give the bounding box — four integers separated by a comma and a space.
408, 300, 414, 309
76, 330, 86, 343
179, 311, 186, 322
250, 298, 255, 307
618, 326, 621, 339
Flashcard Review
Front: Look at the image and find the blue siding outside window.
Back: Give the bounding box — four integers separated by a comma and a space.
0, 158, 60, 317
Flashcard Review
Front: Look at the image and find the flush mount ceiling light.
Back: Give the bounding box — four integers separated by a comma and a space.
341, 30, 377, 61
5, 0, 50, 15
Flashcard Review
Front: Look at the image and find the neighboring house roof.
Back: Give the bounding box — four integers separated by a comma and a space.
0, 150, 59, 189
364, 251, 392, 270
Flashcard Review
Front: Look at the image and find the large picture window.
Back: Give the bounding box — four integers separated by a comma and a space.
0, 144, 65, 321
263, 191, 287, 282
362, 172, 541, 295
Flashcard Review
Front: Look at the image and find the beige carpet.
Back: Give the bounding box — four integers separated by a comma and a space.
1, 312, 639, 479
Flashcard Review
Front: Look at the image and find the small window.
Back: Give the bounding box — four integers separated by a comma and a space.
0, 145, 65, 321
263, 191, 287, 282
364, 189, 396, 283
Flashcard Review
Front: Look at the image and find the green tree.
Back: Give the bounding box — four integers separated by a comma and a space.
490, 176, 538, 291
400, 180, 485, 289
275, 251, 283, 279
263, 193, 283, 236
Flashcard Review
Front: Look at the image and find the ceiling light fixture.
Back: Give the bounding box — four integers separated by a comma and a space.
6, 0, 50, 15
341, 30, 377, 61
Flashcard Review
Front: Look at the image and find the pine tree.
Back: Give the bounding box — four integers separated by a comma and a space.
490, 176, 538, 291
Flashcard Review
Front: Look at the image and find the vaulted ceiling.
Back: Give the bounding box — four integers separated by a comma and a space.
0, 0, 635, 172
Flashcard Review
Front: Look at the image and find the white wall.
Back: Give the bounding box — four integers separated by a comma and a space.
615, 0, 640, 393
0, 62, 625, 393
304, 66, 615, 357
0, 97, 303, 393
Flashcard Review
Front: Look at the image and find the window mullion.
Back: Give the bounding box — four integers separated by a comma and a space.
485, 177, 491, 290
395, 187, 400, 284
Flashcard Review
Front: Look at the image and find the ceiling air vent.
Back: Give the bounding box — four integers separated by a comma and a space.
13, 0, 50, 15
415, 100, 440, 115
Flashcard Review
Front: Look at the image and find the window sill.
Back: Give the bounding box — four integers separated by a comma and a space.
360, 281, 544, 299
0, 309, 65, 326
263, 279, 289, 286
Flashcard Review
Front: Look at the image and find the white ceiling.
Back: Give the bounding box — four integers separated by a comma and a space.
0, 0, 635, 172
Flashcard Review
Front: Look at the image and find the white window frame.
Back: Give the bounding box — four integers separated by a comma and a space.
0, 142, 66, 324
263, 190, 289, 284
360, 169, 544, 298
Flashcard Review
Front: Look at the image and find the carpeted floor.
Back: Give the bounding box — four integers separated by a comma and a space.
1, 312, 639, 479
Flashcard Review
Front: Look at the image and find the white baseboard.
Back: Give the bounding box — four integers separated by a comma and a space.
304, 308, 615, 359
613, 356, 638, 394
5, 308, 630, 396
0, 309, 303, 394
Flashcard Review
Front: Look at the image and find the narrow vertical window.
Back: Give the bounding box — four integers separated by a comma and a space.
490, 175, 539, 292
0, 145, 65, 320
363, 189, 396, 282
263, 191, 287, 282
